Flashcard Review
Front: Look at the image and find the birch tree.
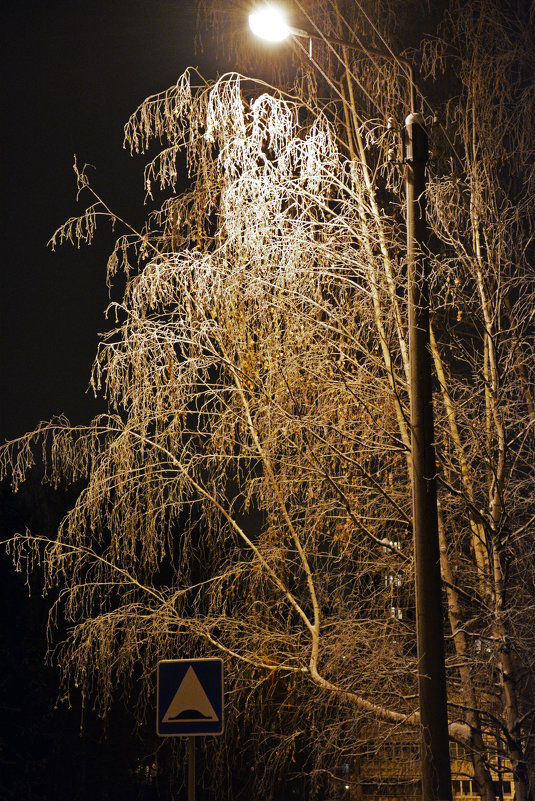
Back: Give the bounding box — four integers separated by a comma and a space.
2, 0, 534, 798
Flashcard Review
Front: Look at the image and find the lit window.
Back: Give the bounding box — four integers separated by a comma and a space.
382, 539, 400, 553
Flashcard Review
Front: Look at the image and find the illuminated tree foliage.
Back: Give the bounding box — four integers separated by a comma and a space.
2, 1, 534, 799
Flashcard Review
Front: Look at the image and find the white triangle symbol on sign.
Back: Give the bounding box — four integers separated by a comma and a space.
163, 666, 218, 723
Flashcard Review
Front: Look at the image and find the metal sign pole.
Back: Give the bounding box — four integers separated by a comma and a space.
156, 659, 224, 801
188, 736, 195, 801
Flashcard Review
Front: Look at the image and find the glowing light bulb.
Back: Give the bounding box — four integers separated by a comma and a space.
249, 5, 292, 42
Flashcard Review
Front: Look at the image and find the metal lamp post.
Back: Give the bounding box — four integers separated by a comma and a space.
249, 8, 452, 800
405, 111, 452, 801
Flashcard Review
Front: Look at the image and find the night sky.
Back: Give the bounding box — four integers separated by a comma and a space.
1, 3, 230, 796
2, 0, 224, 443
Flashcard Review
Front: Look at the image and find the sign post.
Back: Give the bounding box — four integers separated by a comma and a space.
187, 736, 195, 801
157, 658, 224, 801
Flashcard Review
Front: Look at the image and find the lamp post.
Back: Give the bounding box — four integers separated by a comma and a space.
250, 8, 452, 801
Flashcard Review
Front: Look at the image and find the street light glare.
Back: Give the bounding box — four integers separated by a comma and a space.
249, 5, 291, 42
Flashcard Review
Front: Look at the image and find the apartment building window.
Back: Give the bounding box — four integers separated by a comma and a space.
494, 780, 512, 796
382, 539, 401, 554
452, 779, 473, 795
449, 740, 471, 760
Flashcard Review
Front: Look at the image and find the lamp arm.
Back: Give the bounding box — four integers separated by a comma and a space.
290, 27, 415, 114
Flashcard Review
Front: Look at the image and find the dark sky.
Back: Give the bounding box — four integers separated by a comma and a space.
0, 5, 231, 796
1, 0, 224, 442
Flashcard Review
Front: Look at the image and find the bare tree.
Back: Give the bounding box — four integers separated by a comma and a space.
2, 1, 534, 798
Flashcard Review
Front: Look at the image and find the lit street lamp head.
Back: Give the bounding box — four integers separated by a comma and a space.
248, 5, 292, 42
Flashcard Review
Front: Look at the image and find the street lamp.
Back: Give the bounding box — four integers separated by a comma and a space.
250, 8, 452, 801
248, 4, 293, 41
